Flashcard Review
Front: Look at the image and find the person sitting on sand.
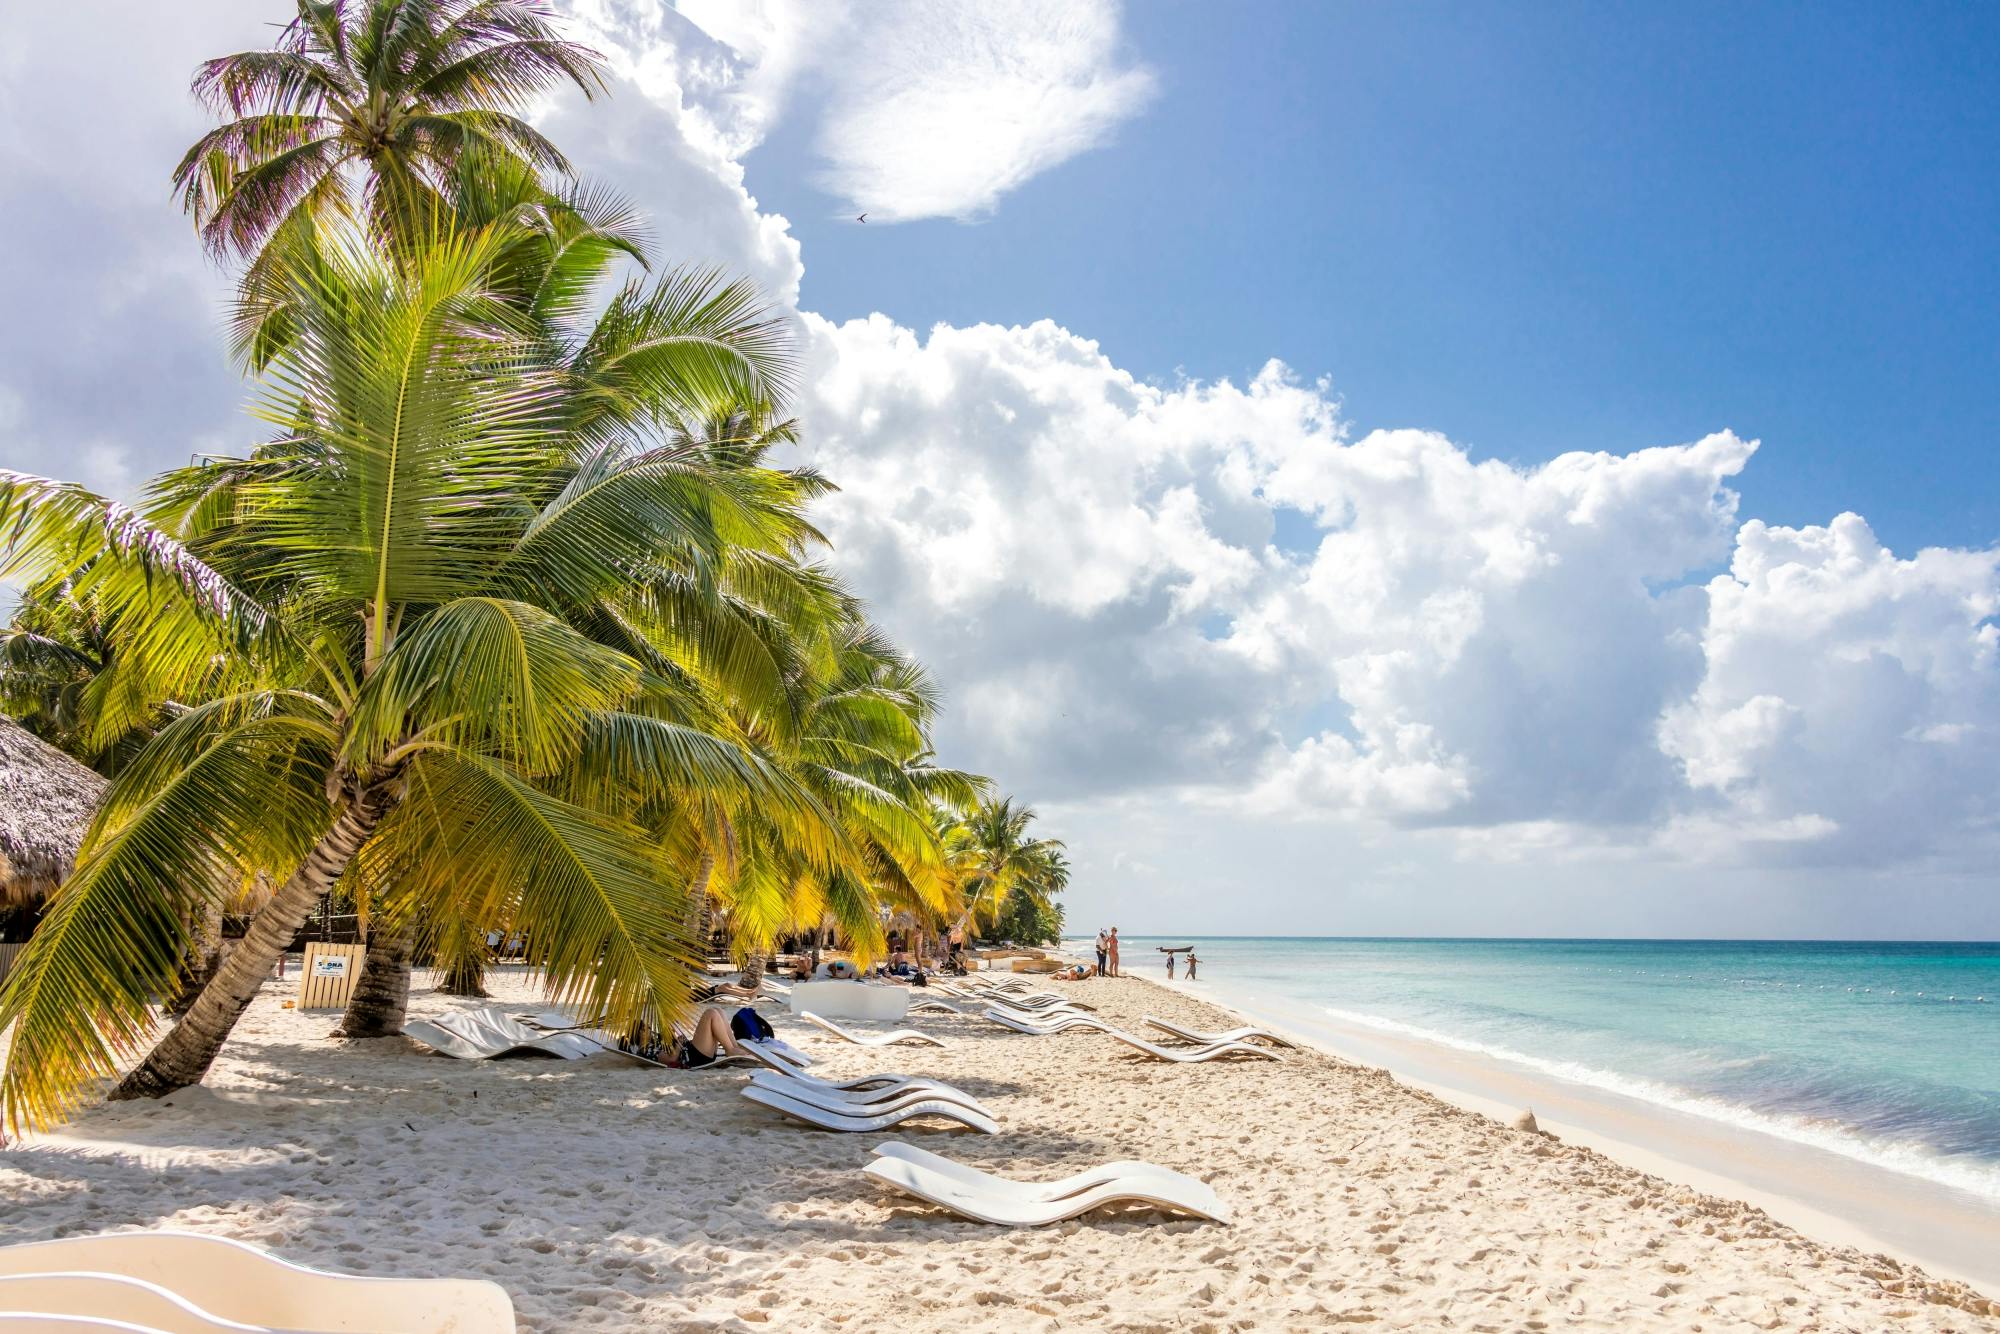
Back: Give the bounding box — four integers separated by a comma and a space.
1052, 962, 1096, 981
1184, 949, 1198, 981
789, 956, 813, 982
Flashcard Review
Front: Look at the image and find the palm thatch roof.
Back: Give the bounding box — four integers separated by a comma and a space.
0, 717, 105, 907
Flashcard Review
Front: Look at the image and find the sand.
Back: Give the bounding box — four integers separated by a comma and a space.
2, 965, 1996, 1332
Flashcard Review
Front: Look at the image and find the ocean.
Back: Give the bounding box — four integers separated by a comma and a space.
1078, 936, 2000, 1205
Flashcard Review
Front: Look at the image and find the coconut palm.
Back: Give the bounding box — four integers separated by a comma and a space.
0, 220, 828, 1132
174, 0, 605, 260
942, 797, 1068, 938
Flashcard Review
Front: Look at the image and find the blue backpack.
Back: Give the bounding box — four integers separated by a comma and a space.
731, 1006, 774, 1042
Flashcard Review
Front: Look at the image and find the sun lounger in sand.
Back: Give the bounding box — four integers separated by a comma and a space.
797, 1011, 948, 1047
981, 1009, 1281, 1062
905, 997, 965, 1016
0, 1231, 513, 1333
746, 1070, 996, 1120
402, 1009, 602, 1061
739, 1084, 997, 1134
863, 1156, 1229, 1226
870, 1141, 1214, 1201
421, 1009, 811, 1069
0, 1272, 255, 1333
1143, 1016, 1298, 1049
982, 996, 1095, 1018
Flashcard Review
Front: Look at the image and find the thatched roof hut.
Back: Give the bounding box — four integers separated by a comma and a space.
0, 717, 106, 908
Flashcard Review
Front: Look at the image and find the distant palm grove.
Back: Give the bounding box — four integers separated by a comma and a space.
0, 0, 1066, 1133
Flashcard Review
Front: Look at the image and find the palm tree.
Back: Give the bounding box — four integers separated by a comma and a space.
0, 221, 823, 1131
174, 0, 605, 260
942, 797, 1068, 939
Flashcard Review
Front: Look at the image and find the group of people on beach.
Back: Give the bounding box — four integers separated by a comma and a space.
1094, 927, 1121, 977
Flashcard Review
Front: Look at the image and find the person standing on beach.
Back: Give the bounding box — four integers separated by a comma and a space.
1108, 927, 1121, 977
1095, 928, 1108, 975
1185, 949, 1198, 981
1166, 952, 1176, 980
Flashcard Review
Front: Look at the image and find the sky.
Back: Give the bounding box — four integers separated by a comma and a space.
1, 1, 1997, 938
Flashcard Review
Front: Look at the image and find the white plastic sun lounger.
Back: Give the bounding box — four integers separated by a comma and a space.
0, 1232, 514, 1333
982, 1010, 1281, 1062
797, 1011, 949, 1048
746, 1070, 996, 1120
0, 1272, 264, 1333
738, 1084, 997, 1134
905, 997, 965, 1016
401, 1017, 600, 1062
1143, 1016, 1298, 1049
870, 1141, 1215, 1203
864, 1156, 1230, 1226
739, 1048, 962, 1098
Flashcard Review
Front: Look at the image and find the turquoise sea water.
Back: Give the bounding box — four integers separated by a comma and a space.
1083, 937, 2000, 1202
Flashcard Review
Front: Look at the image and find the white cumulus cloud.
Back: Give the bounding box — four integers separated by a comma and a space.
670, 0, 1156, 221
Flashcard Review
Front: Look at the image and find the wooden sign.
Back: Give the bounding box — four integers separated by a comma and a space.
297, 942, 365, 1010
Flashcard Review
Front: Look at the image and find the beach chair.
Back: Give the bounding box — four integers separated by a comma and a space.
745, 1070, 996, 1120
863, 1156, 1229, 1226
905, 997, 965, 1016
982, 994, 1095, 1017
870, 1141, 1214, 1202
797, 1011, 949, 1048
1143, 1016, 1298, 1049
0, 1272, 257, 1333
0, 1232, 514, 1333
739, 1084, 997, 1134
402, 1009, 601, 1061
981, 1010, 1281, 1062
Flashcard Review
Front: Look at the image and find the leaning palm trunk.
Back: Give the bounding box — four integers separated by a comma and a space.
338, 924, 414, 1037
738, 952, 766, 991
167, 901, 224, 1018
111, 791, 390, 1101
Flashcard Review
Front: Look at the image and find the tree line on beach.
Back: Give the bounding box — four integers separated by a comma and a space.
0, 0, 1067, 1134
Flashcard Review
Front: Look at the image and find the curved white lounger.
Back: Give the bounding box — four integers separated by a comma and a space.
869, 1141, 1215, 1203
0, 1232, 514, 1333
1143, 1016, 1298, 1049
864, 1157, 1229, 1226
0, 1317, 177, 1332
745, 1071, 995, 1120
797, 1011, 949, 1048
744, 1058, 963, 1098
0, 1272, 264, 1333
981, 1010, 1281, 1062
905, 997, 965, 1016
738, 1084, 997, 1134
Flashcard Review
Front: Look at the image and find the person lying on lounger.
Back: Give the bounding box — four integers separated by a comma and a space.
676, 1007, 751, 1068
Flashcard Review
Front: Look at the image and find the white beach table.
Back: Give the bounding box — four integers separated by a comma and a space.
786, 980, 909, 1021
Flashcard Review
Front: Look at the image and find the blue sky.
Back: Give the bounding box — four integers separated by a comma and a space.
4, 0, 1999, 936
752, 1, 2000, 556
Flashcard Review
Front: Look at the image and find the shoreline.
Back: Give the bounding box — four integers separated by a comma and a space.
1080, 953, 2000, 1294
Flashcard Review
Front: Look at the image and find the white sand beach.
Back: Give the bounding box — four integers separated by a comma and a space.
2, 966, 1995, 1332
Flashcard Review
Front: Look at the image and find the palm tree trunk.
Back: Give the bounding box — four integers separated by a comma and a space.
167, 901, 224, 1017
739, 952, 766, 990
436, 953, 487, 997
111, 789, 391, 1101
338, 924, 414, 1037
